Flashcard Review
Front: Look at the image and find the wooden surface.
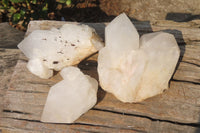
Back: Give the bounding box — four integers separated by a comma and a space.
0, 20, 200, 133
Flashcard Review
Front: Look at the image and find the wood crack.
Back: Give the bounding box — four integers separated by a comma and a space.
181, 61, 200, 67
3, 109, 31, 115
2, 117, 41, 123
92, 108, 200, 128
172, 79, 200, 85
19, 58, 28, 62
188, 40, 200, 43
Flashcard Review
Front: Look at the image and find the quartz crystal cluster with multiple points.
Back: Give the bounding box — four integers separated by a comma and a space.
18, 24, 104, 79
97, 13, 180, 103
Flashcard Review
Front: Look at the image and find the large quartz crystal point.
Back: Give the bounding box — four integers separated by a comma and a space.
18, 24, 104, 79
136, 32, 180, 102
98, 13, 180, 103
41, 66, 98, 123
106, 13, 139, 54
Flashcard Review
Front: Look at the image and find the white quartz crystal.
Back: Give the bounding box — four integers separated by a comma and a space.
18, 24, 104, 79
98, 13, 180, 103
41, 66, 98, 123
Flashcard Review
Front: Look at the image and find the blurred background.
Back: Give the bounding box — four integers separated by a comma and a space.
0, 0, 200, 31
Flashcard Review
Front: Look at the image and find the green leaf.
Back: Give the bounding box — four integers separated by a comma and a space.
66, 0, 71, 5
8, 6, 16, 14
42, 3, 48, 11
13, 13, 21, 22
20, 10, 26, 15
10, 0, 25, 3
58, 0, 66, 4
32, 0, 36, 4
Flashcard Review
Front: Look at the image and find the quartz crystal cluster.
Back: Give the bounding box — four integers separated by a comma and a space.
18, 24, 104, 79
17, 13, 180, 124
41, 67, 98, 123
98, 13, 180, 103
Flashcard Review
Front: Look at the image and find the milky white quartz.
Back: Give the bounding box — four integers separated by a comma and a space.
41, 66, 98, 123
98, 13, 180, 103
18, 24, 104, 79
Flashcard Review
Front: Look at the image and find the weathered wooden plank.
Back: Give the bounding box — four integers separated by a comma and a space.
1, 21, 200, 132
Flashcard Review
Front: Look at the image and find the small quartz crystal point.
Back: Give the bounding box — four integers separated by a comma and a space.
98, 13, 180, 103
41, 66, 98, 123
18, 24, 104, 79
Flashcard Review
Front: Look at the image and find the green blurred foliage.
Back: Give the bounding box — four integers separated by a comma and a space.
0, 0, 72, 30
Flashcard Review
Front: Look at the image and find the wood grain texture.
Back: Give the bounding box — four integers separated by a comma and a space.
0, 49, 21, 115
1, 20, 200, 132
0, 23, 24, 48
